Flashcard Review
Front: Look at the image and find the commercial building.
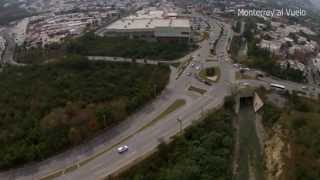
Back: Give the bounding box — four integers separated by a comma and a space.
103, 10, 191, 42
15, 9, 120, 48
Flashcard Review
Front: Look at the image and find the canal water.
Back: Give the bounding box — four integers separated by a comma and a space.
236, 97, 265, 180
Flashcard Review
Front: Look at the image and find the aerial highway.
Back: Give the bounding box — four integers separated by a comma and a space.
1, 11, 319, 180
53, 17, 233, 180
0, 14, 229, 180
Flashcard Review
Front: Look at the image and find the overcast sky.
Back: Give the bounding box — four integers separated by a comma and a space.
310, 0, 320, 8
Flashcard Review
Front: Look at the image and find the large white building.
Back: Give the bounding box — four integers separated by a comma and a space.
103, 10, 191, 42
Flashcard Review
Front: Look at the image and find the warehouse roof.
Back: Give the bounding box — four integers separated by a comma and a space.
106, 18, 190, 30
126, 10, 164, 20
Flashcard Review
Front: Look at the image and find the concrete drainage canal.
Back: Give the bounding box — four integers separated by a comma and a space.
234, 94, 265, 180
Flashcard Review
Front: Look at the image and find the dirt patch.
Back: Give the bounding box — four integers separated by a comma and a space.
255, 114, 266, 153
264, 124, 290, 180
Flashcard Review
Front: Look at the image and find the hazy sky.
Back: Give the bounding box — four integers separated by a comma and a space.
311, 0, 320, 8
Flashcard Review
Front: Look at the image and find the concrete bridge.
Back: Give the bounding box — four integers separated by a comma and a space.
235, 88, 264, 114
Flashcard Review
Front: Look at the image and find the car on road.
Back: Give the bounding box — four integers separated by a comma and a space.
233, 63, 240, 68
187, 72, 192, 76
239, 82, 249, 86
191, 63, 195, 67
195, 66, 201, 70
117, 145, 129, 153
240, 67, 250, 71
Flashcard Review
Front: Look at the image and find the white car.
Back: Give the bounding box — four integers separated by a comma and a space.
195, 66, 201, 70
117, 145, 129, 153
233, 64, 240, 68
240, 67, 250, 71
242, 82, 249, 86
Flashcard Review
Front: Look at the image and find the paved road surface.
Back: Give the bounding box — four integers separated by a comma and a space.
0, 14, 228, 180
1, 10, 319, 180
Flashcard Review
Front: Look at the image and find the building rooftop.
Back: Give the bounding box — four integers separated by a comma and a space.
106, 9, 190, 31
126, 10, 165, 20
106, 18, 190, 31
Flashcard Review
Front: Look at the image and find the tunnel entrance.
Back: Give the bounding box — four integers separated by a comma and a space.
240, 96, 253, 107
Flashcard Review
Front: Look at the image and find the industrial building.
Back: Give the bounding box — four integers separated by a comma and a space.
103, 10, 191, 42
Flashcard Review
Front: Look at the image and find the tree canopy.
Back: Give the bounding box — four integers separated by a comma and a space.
0, 56, 170, 169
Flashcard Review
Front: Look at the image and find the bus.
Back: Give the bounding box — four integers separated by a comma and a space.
270, 83, 286, 90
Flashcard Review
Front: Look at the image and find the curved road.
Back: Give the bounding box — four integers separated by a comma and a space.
1, 11, 319, 180
0, 15, 230, 180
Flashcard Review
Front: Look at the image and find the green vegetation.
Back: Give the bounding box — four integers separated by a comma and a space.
261, 103, 282, 127
202, 32, 210, 40
235, 71, 255, 80
16, 33, 193, 64
39, 98, 185, 180
151, 99, 186, 124
262, 94, 320, 180
47, 99, 186, 178
188, 86, 207, 95
244, 38, 304, 83
67, 33, 192, 60
116, 108, 234, 180
235, 17, 305, 83
15, 42, 66, 64
0, 56, 170, 169
205, 67, 217, 77
199, 67, 220, 83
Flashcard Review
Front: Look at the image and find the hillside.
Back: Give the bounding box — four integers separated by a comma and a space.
0, 56, 170, 169
262, 93, 320, 180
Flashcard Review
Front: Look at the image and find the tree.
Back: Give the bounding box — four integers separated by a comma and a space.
0, 58, 170, 169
